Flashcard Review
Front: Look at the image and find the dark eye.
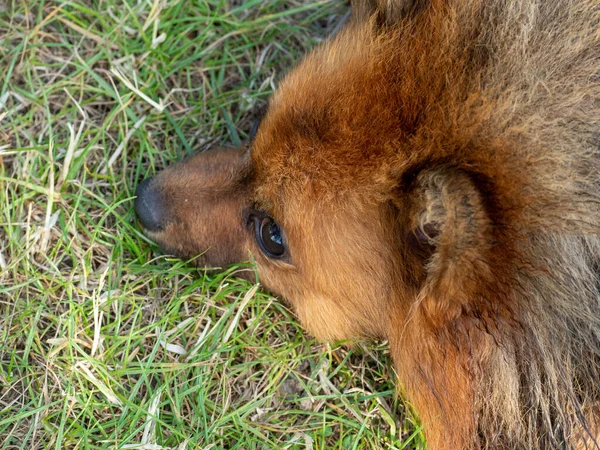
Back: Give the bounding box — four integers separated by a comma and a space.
252, 214, 286, 258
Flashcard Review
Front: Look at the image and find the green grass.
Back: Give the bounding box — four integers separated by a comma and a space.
0, 1, 424, 448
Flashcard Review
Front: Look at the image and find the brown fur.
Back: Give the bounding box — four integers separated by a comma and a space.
136, 1, 600, 448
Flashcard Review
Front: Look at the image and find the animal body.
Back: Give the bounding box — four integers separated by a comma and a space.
135, 0, 600, 448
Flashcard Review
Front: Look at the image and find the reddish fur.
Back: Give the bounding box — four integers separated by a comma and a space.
137, 1, 600, 448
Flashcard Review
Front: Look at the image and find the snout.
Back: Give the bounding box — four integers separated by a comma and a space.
133, 147, 252, 269
135, 177, 168, 232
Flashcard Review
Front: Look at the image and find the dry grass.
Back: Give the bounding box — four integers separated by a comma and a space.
0, 1, 423, 448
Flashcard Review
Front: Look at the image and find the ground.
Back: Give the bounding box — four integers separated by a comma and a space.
0, 1, 423, 448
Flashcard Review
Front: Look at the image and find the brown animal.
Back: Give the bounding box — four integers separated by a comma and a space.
134, 0, 600, 448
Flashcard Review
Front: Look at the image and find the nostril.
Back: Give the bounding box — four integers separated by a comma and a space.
135, 178, 166, 232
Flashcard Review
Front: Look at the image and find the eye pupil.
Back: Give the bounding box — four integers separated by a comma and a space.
254, 215, 286, 258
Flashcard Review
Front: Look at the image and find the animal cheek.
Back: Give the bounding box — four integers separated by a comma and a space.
291, 295, 357, 341
250, 270, 351, 339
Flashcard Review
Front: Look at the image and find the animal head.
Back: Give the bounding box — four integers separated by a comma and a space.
135, 19, 502, 342
135, 1, 600, 448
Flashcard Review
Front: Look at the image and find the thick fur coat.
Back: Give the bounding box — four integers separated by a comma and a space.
135, 1, 600, 448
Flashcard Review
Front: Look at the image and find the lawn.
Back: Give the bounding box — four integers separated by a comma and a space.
0, 1, 423, 448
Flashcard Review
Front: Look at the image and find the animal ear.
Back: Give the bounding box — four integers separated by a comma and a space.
399, 167, 492, 305
351, 0, 427, 25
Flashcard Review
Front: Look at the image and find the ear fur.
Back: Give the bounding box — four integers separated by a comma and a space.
403, 167, 493, 320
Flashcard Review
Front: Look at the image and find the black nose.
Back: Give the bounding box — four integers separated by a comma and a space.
135, 178, 166, 232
